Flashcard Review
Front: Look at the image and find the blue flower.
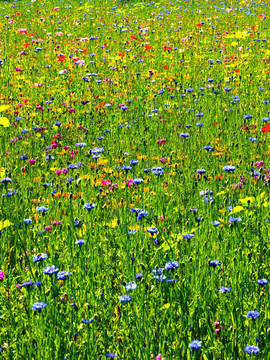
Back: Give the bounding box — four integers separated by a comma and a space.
128, 229, 137, 235
76, 239, 85, 247
36, 206, 49, 212
244, 345, 260, 354
180, 133, 190, 138
209, 260, 221, 267
122, 166, 132, 172
33, 253, 48, 263
0, 178, 12, 183
151, 167, 164, 175
81, 318, 94, 324
197, 169, 206, 174
83, 203, 95, 210
134, 272, 143, 279
249, 137, 257, 142
223, 165, 235, 172
43, 265, 59, 275
152, 268, 163, 275
137, 211, 148, 220
32, 302, 47, 311
105, 354, 117, 358
189, 340, 202, 350
219, 286, 231, 293
125, 281, 137, 291
133, 178, 144, 185
229, 217, 242, 224
246, 311, 260, 319
75, 142, 86, 147
182, 234, 194, 239
20, 154, 28, 160
129, 159, 139, 166
147, 227, 158, 235
74, 219, 83, 228
210, 221, 220, 227
164, 261, 179, 270
21, 280, 34, 288
23, 219, 32, 225
257, 279, 268, 285
119, 295, 132, 303
131, 208, 142, 213
57, 271, 71, 281
244, 114, 253, 119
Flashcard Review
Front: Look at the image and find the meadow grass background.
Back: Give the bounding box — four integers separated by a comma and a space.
0, 0, 269, 358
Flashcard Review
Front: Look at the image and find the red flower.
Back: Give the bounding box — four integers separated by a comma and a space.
262, 124, 270, 133
57, 55, 66, 62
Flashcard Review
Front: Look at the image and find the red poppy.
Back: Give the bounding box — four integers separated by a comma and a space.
57, 55, 66, 62
262, 124, 270, 133
234, 69, 240, 73
131, 35, 136, 39
163, 65, 168, 69
214, 122, 219, 126
144, 45, 152, 50
118, 53, 125, 57
23, 43, 30, 49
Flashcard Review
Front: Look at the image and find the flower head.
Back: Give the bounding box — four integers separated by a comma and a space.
245, 345, 260, 354
32, 302, 47, 311
189, 340, 202, 350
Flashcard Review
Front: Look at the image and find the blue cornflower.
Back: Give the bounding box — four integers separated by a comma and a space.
134, 273, 143, 279
83, 203, 95, 210
189, 340, 202, 350
36, 206, 49, 212
128, 230, 137, 235
20, 154, 28, 160
196, 122, 204, 127
33, 253, 48, 263
0, 178, 12, 183
245, 345, 260, 354
21, 280, 34, 288
182, 234, 194, 239
247, 311, 260, 319
133, 178, 144, 185
75, 142, 86, 147
229, 217, 242, 224
76, 239, 85, 246
119, 295, 132, 303
164, 261, 179, 270
147, 227, 158, 235
74, 219, 83, 228
43, 265, 59, 275
131, 208, 142, 213
57, 271, 71, 281
151, 167, 164, 175
223, 165, 235, 172
209, 260, 221, 267
210, 221, 220, 226
125, 281, 137, 291
122, 165, 132, 172
129, 159, 139, 166
45, 155, 55, 161
105, 353, 117, 358
137, 211, 148, 220
219, 286, 231, 293
257, 279, 268, 285
152, 268, 163, 275
180, 133, 190, 138
81, 318, 94, 324
249, 137, 257, 142
197, 169, 206, 174
23, 219, 32, 225
32, 302, 47, 311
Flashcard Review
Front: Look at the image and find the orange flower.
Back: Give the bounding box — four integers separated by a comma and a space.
130, 35, 136, 39
23, 43, 30, 48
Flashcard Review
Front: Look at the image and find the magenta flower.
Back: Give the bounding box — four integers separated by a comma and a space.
0, 270, 5, 281
29, 159, 36, 165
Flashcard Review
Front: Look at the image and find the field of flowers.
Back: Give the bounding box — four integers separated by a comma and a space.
0, 0, 269, 358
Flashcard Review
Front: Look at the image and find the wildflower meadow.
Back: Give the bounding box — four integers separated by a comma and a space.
0, 0, 269, 358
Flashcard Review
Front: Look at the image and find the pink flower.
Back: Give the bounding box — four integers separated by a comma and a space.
62, 168, 68, 175
18, 28, 27, 34
127, 179, 134, 186
63, 146, 70, 150
160, 157, 167, 163
0, 270, 5, 281
56, 169, 62, 175
45, 226, 52, 232
29, 159, 36, 165
157, 139, 166, 145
